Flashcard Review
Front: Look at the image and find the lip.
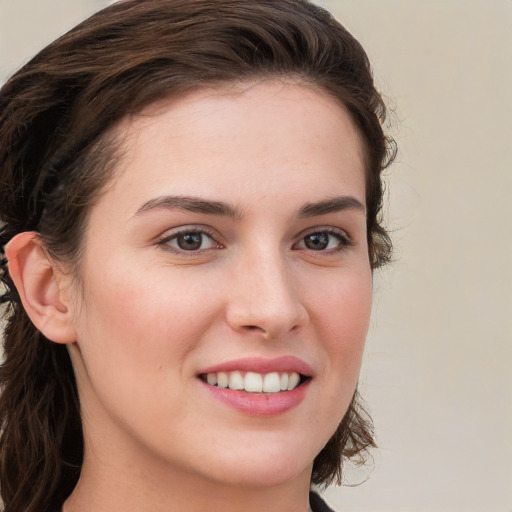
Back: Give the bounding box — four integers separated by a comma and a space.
198, 356, 314, 376
200, 378, 311, 417
197, 356, 313, 417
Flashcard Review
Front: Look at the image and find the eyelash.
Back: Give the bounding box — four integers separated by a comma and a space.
157, 227, 222, 254
292, 228, 353, 254
157, 227, 353, 255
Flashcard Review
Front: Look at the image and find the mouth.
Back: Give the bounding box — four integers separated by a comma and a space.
199, 370, 310, 394
197, 357, 313, 416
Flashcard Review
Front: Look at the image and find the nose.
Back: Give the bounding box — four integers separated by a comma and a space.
225, 249, 309, 339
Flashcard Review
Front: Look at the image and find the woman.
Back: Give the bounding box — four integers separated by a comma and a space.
0, 1, 394, 511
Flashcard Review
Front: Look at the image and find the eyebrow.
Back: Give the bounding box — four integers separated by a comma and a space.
134, 194, 365, 220
135, 195, 244, 219
298, 196, 365, 218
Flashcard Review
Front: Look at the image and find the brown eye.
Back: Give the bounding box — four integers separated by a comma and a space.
304, 232, 329, 250
295, 230, 351, 252
162, 230, 218, 252
176, 232, 203, 250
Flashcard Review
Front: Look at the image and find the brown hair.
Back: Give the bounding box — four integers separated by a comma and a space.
0, 1, 395, 510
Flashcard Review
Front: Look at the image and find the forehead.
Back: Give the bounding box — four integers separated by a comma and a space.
100, 80, 366, 216
121, 79, 364, 153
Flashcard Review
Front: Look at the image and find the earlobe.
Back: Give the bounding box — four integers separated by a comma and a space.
5, 232, 77, 344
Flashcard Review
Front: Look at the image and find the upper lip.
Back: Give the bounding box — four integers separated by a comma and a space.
198, 356, 314, 377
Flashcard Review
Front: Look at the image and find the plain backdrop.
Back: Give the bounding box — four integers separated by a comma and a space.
1, 1, 511, 511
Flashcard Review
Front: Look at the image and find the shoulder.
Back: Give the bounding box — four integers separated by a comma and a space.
309, 490, 337, 512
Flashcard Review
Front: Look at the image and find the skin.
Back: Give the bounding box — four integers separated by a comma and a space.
8, 80, 372, 512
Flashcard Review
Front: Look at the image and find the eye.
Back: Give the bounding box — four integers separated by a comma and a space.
294, 229, 352, 252
159, 229, 220, 253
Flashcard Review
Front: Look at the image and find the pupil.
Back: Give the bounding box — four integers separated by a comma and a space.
177, 232, 202, 250
305, 233, 328, 250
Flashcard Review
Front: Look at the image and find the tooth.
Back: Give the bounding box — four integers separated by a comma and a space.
263, 372, 281, 393
280, 373, 289, 391
287, 372, 300, 391
244, 372, 263, 393
206, 373, 217, 386
229, 371, 244, 390
217, 372, 229, 388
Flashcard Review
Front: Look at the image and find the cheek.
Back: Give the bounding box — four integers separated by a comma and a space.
308, 267, 372, 380
70, 265, 225, 426
75, 264, 222, 367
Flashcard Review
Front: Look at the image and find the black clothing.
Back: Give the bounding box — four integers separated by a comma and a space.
310, 490, 336, 512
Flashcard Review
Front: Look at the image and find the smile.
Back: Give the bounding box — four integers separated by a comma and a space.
200, 371, 305, 393
197, 356, 313, 415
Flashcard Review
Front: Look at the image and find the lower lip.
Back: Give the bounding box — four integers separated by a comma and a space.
200, 379, 311, 417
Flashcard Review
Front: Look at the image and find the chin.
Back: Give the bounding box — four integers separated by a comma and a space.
211, 462, 311, 489
196, 438, 315, 489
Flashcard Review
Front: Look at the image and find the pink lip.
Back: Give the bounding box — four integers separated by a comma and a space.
200, 379, 311, 417
198, 356, 314, 377
197, 356, 313, 417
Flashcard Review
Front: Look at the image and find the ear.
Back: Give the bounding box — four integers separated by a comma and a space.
5, 232, 77, 344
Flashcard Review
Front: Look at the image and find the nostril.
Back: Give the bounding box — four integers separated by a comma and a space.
244, 325, 266, 333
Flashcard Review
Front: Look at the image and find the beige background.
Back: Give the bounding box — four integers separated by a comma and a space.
1, 1, 511, 511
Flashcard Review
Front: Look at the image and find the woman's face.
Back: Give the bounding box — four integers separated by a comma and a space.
67, 80, 372, 489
